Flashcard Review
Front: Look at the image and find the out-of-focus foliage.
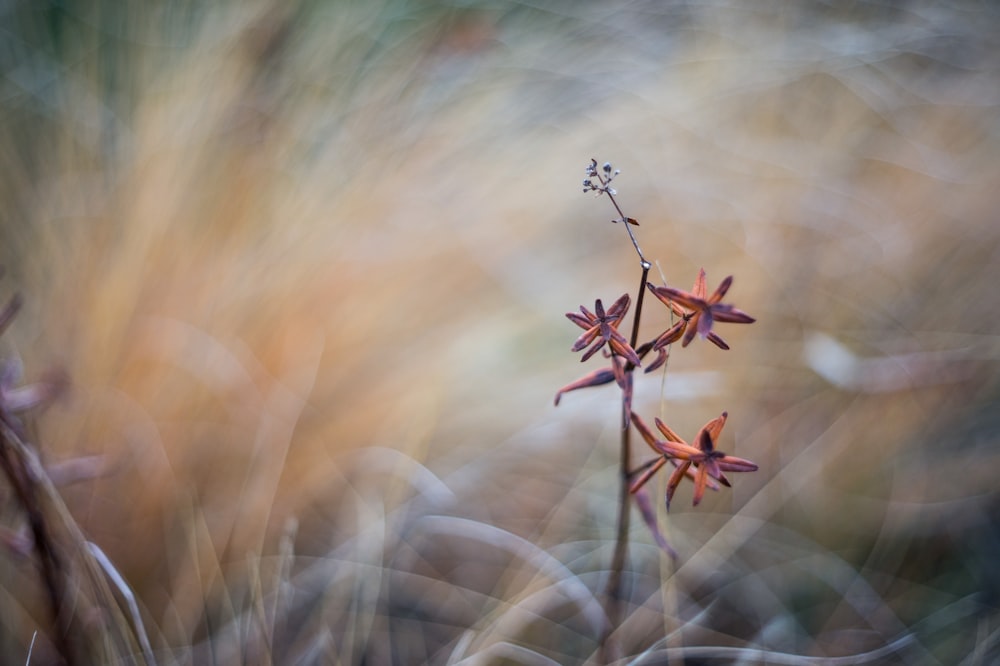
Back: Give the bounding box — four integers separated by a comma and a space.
1, 0, 998, 663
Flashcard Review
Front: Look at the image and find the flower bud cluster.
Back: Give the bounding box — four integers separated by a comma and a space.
582, 159, 620, 196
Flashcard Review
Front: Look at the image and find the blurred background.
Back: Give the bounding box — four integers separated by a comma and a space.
1, 0, 998, 663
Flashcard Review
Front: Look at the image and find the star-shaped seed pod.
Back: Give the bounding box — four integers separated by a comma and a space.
566, 293, 641, 366
630, 411, 758, 509
648, 269, 755, 351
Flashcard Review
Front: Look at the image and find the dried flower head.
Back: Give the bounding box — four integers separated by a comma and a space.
566, 293, 641, 366
583, 158, 620, 196
630, 411, 758, 509
648, 268, 755, 351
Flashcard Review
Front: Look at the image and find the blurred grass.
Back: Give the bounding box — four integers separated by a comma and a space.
1, 0, 999, 663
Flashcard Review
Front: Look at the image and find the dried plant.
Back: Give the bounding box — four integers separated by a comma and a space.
629, 411, 758, 509
555, 159, 759, 656
2, 3, 997, 662
0, 287, 153, 665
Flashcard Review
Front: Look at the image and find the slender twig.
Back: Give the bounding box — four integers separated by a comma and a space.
606, 190, 648, 270
601, 264, 651, 660
590, 159, 653, 658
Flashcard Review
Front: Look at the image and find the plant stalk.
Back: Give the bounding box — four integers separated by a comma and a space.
601, 262, 650, 658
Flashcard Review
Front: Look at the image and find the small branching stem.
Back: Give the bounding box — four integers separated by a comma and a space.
590, 161, 647, 267
607, 190, 648, 268
595, 165, 653, 656
601, 264, 650, 657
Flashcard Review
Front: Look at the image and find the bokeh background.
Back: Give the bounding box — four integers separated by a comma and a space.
1, 0, 999, 663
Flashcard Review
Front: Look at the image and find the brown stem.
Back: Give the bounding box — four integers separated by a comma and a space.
600, 264, 651, 659
588, 162, 656, 658
606, 190, 648, 269
629, 266, 651, 353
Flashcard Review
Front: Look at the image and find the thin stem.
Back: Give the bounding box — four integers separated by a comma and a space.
629, 265, 651, 351
589, 160, 647, 267
601, 245, 652, 662
606, 190, 648, 268
599, 403, 630, 661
